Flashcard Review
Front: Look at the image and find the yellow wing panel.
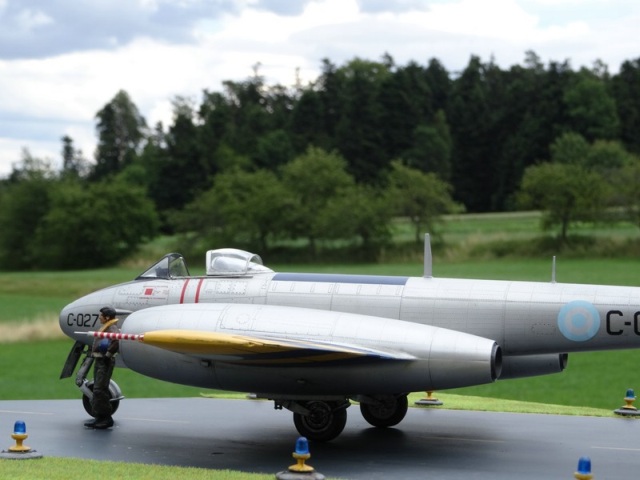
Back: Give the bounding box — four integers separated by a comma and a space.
140, 329, 412, 365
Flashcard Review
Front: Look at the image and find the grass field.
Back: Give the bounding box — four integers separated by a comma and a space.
1, 257, 640, 409
0, 457, 283, 480
2, 211, 640, 478
1, 211, 640, 408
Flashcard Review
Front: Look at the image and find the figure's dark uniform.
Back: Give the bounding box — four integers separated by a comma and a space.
91, 320, 119, 422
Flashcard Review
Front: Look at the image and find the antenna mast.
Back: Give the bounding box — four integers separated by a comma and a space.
424, 234, 432, 278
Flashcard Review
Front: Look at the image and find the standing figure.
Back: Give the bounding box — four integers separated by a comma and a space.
84, 306, 119, 429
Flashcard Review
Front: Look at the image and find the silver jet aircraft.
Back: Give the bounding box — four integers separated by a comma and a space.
59, 241, 640, 441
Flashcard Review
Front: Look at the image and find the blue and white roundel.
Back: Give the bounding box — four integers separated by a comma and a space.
557, 300, 600, 342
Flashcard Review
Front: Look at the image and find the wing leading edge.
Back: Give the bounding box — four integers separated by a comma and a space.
78, 329, 416, 366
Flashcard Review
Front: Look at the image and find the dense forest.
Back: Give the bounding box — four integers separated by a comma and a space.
1, 51, 640, 269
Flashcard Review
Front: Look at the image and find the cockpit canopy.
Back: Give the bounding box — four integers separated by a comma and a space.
206, 248, 272, 276
136, 253, 190, 280
136, 249, 272, 280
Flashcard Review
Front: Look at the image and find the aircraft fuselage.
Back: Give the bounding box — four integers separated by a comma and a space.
61, 271, 640, 356
58, 249, 640, 441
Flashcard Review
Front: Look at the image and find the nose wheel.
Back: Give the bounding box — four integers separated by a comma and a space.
81, 380, 123, 417
293, 400, 348, 442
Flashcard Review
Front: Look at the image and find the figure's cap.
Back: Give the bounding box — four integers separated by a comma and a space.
99, 306, 117, 318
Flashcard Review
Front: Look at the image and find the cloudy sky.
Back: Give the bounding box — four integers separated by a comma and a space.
0, 0, 638, 177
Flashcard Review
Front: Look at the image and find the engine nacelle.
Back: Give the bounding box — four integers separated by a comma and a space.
499, 353, 568, 380
118, 303, 501, 395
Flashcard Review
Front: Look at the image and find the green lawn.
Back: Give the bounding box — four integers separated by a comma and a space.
0, 458, 281, 480
2, 211, 640, 408
1, 255, 640, 409
2, 212, 640, 479
3, 338, 637, 410
0, 340, 204, 401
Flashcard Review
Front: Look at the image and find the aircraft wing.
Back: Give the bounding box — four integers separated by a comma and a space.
78, 329, 416, 365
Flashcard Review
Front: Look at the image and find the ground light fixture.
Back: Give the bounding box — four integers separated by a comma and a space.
276, 436, 325, 480
574, 456, 593, 480
0, 420, 43, 459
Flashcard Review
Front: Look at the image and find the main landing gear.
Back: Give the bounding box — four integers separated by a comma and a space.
358, 394, 409, 428
275, 393, 409, 442
292, 400, 349, 442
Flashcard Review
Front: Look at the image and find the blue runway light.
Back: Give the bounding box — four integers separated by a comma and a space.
614, 387, 640, 416
576, 456, 591, 474
287, 436, 315, 474
5, 419, 37, 455
13, 420, 26, 435
294, 436, 310, 455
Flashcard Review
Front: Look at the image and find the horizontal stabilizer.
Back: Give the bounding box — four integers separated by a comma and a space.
77, 329, 415, 365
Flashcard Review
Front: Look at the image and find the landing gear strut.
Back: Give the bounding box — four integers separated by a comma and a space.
60, 341, 125, 417
75, 351, 124, 417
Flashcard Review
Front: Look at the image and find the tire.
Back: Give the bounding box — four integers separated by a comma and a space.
293, 401, 348, 442
360, 394, 408, 428
82, 381, 121, 417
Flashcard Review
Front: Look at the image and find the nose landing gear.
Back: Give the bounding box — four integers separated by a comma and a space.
76, 354, 124, 416
61, 341, 124, 417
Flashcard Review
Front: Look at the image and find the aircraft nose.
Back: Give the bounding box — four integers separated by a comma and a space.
59, 303, 77, 340
59, 300, 100, 344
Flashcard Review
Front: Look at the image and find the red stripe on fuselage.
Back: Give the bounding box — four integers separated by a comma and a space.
195, 278, 204, 303
180, 279, 190, 304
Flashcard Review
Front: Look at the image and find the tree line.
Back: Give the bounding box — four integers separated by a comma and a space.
1, 51, 639, 269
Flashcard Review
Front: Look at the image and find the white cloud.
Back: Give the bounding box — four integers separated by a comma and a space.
14, 7, 53, 31
418, 0, 539, 39
0, 0, 638, 177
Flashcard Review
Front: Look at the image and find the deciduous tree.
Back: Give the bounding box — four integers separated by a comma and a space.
32, 179, 159, 269
386, 160, 461, 244
317, 184, 392, 255
172, 168, 291, 252
0, 151, 54, 269
615, 159, 640, 228
518, 162, 606, 241
281, 147, 354, 252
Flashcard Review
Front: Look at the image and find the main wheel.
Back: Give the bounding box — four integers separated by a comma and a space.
360, 394, 408, 428
293, 401, 348, 442
82, 381, 121, 417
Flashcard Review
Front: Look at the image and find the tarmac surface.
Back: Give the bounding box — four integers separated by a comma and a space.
1, 397, 638, 479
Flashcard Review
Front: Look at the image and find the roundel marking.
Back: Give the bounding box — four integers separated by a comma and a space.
557, 300, 600, 342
